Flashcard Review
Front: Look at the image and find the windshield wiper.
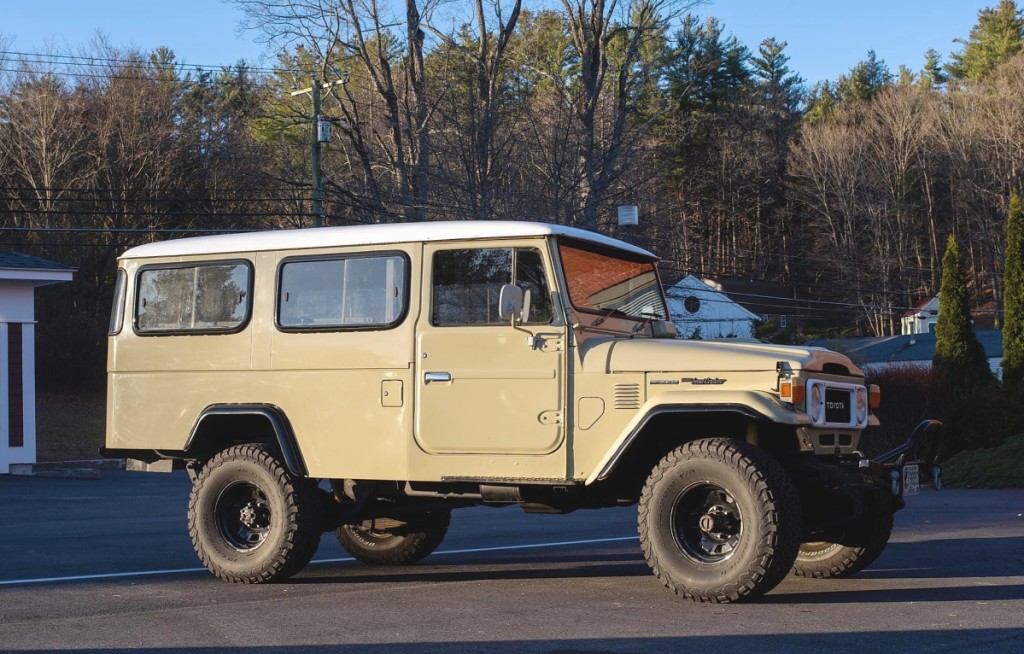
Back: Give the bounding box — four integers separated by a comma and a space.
592, 306, 634, 326
631, 312, 662, 334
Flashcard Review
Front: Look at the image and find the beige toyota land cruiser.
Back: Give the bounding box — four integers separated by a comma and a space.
103, 221, 939, 602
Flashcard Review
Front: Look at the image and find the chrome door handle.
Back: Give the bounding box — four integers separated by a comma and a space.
424, 372, 452, 384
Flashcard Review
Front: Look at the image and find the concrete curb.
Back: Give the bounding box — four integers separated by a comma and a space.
7, 459, 124, 480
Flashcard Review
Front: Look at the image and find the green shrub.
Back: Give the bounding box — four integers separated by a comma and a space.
942, 434, 1024, 488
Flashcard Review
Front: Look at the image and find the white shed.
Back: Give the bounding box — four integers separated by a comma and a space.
1, 250, 74, 474
665, 275, 761, 339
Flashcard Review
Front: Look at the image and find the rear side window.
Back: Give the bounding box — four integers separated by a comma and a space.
108, 269, 127, 335
277, 253, 407, 330
135, 262, 251, 334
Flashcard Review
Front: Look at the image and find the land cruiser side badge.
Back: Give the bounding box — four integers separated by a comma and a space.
650, 377, 728, 385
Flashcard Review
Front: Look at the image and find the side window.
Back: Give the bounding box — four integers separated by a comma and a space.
108, 269, 127, 335
278, 254, 407, 330
431, 248, 552, 326
136, 262, 250, 334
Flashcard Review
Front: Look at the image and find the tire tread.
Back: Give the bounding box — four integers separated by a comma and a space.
187, 444, 321, 583
637, 438, 801, 603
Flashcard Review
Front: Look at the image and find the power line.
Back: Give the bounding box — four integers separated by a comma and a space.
0, 49, 294, 76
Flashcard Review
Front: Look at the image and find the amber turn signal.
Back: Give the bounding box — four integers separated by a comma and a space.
780, 380, 805, 406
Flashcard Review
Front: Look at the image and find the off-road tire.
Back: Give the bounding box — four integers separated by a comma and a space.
336, 511, 451, 565
638, 438, 802, 603
188, 444, 322, 583
792, 498, 894, 579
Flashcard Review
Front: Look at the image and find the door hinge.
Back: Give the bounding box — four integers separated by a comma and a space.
537, 335, 564, 353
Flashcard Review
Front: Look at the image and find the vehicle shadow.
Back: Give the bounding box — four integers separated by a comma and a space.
297, 552, 651, 586
4, 629, 1023, 654
294, 534, 1024, 602
859, 536, 1024, 579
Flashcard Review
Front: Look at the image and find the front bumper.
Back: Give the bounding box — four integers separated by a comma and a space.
860, 419, 944, 497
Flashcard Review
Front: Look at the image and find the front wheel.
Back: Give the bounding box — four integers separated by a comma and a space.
793, 498, 894, 578
188, 444, 323, 583
638, 438, 802, 603
336, 511, 451, 565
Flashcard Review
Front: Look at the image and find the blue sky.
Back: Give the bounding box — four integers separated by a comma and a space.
1, 0, 999, 83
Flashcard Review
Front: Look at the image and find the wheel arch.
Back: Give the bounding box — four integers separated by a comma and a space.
184, 404, 307, 476
587, 405, 787, 502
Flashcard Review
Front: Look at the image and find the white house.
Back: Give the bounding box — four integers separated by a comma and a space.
901, 295, 940, 335
665, 274, 761, 339
1, 250, 74, 474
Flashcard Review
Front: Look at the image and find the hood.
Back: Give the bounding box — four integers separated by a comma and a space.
578, 337, 864, 376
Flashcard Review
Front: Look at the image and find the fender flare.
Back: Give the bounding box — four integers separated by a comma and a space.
590, 404, 770, 484
184, 404, 307, 477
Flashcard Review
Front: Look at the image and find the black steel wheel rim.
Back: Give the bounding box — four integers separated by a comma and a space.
671, 482, 743, 564
215, 481, 272, 551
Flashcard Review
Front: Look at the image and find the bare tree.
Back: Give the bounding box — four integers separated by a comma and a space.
233, 0, 433, 221
0, 58, 90, 229
423, 0, 523, 219
558, 0, 695, 228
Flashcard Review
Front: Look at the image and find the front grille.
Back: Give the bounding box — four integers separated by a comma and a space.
825, 388, 852, 424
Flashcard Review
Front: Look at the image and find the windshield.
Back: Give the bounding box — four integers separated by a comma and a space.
558, 241, 668, 320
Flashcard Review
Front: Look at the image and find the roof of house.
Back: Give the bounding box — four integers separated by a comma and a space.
665, 275, 761, 321
0, 249, 74, 272
806, 329, 1004, 365
120, 221, 655, 260
701, 275, 813, 318
903, 295, 939, 318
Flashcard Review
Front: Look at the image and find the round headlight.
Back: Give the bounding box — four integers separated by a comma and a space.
856, 387, 868, 424
808, 383, 824, 423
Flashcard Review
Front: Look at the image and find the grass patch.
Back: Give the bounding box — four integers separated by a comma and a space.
942, 435, 1024, 488
34, 393, 105, 462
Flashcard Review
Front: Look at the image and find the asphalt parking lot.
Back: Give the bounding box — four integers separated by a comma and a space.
0, 470, 1022, 653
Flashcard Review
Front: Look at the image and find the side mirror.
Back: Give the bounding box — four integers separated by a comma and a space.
498, 284, 524, 321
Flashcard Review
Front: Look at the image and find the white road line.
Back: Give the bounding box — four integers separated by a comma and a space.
0, 535, 639, 587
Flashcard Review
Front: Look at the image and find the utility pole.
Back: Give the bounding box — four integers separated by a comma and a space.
291, 73, 348, 228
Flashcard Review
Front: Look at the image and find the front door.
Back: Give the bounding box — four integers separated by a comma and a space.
414, 242, 565, 456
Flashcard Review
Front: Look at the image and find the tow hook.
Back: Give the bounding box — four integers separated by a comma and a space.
860, 419, 944, 497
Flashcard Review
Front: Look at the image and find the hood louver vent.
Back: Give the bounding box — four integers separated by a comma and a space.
614, 383, 642, 409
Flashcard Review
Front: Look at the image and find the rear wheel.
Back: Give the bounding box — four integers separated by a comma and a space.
336, 511, 451, 565
188, 444, 322, 583
793, 499, 894, 578
638, 438, 802, 603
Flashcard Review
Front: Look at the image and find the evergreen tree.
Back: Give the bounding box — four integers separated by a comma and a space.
667, 15, 750, 114
804, 80, 839, 124
1003, 193, 1024, 386
835, 50, 893, 103
750, 37, 803, 115
933, 234, 994, 387
920, 49, 948, 89
947, 0, 1024, 81
896, 65, 916, 86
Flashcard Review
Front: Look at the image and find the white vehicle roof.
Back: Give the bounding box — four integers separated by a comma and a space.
120, 221, 655, 260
